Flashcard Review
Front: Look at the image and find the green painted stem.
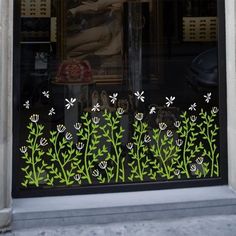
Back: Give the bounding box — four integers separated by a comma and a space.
136, 122, 145, 181
182, 128, 191, 179
31, 123, 39, 187
84, 128, 92, 184
53, 133, 70, 185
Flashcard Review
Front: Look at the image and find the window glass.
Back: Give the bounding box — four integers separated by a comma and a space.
16, 0, 222, 193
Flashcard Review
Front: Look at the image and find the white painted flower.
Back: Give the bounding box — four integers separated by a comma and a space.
166, 130, 173, 138
91, 103, 101, 112
76, 142, 84, 151
23, 100, 30, 109
98, 161, 107, 170
212, 107, 219, 114
190, 164, 197, 172
149, 107, 156, 115
109, 93, 118, 104
48, 108, 55, 116
117, 107, 125, 115
190, 115, 197, 123
189, 103, 197, 111
174, 169, 180, 176
126, 143, 134, 150
196, 157, 204, 165
40, 138, 48, 147
135, 113, 144, 121
166, 96, 175, 107
176, 139, 183, 147
65, 132, 73, 141
57, 124, 66, 133
42, 91, 50, 98
174, 121, 181, 128
159, 122, 167, 131
74, 174, 81, 181
92, 169, 100, 177
20, 146, 27, 154
74, 123, 82, 130
92, 117, 100, 124
144, 135, 151, 143
30, 114, 39, 123
65, 98, 76, 110
134, 91, 145, 102
204, 93, 211, 103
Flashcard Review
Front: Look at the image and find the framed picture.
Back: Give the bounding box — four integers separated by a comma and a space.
57, 0, 124, 84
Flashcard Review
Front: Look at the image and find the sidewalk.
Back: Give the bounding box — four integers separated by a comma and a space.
3, 214, 236, 236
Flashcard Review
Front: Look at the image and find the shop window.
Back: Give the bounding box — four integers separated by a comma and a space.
13, 0, 227, 197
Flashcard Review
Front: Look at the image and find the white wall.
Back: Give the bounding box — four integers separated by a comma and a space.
0, 0, 13, 230
225, 0, 236, 191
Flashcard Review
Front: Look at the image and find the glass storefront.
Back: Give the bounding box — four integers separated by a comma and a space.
13, 0, 227, 197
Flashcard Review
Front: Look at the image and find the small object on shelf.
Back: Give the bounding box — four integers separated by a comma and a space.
183, 17, 217, 42
55, 58, 93, 84
21, 0, 51, 17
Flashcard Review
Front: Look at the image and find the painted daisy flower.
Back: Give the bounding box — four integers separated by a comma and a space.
74, 174, 81, 181
65, 132, 73, 141
40, 138, 48, 147
159, 122, 167, 131
20, 146, 27, 154
92, 169, 100, 177
196, 157, 204, 165
176, 139, 183, 147
76, 142, 84, 151
135, 113, 144, 121
212, 107, 219, 114
166, 96, 175, 107
57, 124, 66, 133
174, 169, 180, 176
98, 161, 107, 170
30, 114, 39, 123
74, 123, 82, 130
126, 143, 134, 150
190, 115, 197, 122
144, 135, 151, 143
166, 130, 173, 138
117, 107, 125, 115
109, 93, 118, 104
190, 164, 197, 172
174, 121, 181, 128
134, 91, 145, 102
92, 117, 100, 124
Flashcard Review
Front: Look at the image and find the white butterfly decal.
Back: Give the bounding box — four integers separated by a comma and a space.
23, 100, 30, 109
65, 98, 76, 110
109, 93, 118, 104
149, 107, 156, 114
48, 108, 55, 116
166, 96, 175, 107
42, 91, 50, 98
134, 91, 145, 102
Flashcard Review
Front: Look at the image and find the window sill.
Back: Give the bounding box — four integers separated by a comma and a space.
12, 186, 236, 229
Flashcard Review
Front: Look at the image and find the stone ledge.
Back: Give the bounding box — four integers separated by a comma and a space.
12, 186, 236, 229
0, 208, 12, 231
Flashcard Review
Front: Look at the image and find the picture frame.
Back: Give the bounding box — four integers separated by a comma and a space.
57, 0, 124, 84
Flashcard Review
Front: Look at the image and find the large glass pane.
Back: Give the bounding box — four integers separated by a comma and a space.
16, 0, 222, 193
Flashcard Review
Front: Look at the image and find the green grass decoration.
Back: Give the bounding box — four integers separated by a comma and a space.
19, 106, 220, 188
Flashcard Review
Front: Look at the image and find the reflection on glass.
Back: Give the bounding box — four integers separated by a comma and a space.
17, 0, 220, 191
